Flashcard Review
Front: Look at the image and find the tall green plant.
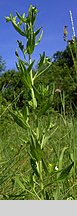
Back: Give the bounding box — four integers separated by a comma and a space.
5, 4, 74, 200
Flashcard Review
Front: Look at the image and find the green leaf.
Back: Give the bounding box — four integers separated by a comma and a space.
9, 110, 27, 130
30, 137, 40, 161
22, 106, 29, 123
28, 5, 38, 25
34, 63, 52, 80
18, 59, 32, 89
5, 16, 11, 22
30, 173, 35, 189
10, 16, 26, 36
32, 85, 42, 101
31, 87, 37, 109
42, 159, 48, 174
35, 27, 42, 36
57, 147, 69, 179
17, 40, 24, 52
16, 62, 20, 70
38, 52, 45, 68
15, 49, 19, 57
41, 126, 58, 149
30, 131, 43, 161
58, 147, 68, 171
57, 161, 74, 181
15, 176, 25, 191
26, 29, 35, 54
35, 30, 43, 46
38, 99, 50, 116
16, 11, 27, 23
45, 191, 50, 200
30, 158, 40, 177
27, 60, 35, 73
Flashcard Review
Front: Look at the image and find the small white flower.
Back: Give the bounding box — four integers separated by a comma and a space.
55, 166, 58, 171
55, 88, 61, 93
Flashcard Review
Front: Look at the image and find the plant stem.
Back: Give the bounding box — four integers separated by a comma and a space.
39, 160, 44, 200
68, 42, 77, 75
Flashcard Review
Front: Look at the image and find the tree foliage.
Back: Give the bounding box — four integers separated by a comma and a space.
1, 39, 77, 114
0, 56, 6, 74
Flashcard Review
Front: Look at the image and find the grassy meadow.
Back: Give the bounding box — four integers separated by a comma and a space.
1, 108, 77, 200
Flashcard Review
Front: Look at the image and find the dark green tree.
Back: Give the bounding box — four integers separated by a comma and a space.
0, 56, 6, 74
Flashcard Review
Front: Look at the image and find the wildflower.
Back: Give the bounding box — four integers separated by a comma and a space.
55, 166, 58, 171
49, 163, 53, 167
55, 88, 61, 93
67, 196, 73, 200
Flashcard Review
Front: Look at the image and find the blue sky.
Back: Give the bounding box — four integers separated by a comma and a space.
0, 0, 77, 70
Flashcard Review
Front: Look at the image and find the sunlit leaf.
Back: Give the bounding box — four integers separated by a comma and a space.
18, 59, 32, 89
35, 30, 43, 46
16, 11, 27, 23
5, 16, 11, 22
26, 30, 35, 54
31, 87, 37, 109
9, 15, 26, 36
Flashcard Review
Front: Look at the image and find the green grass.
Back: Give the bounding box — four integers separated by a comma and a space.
0, 110, 77, 200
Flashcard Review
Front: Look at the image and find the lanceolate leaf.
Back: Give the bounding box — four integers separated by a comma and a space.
38, 52, 45, 68
17, 40, 24, 52
35, 27, 42, 36
32, 85, 42, 101
31, 87, 37, 109
9, 14, 26, 36
33, 63, 52, 81
26, 30, 35, 54
5, 16, 11, 22
15, 176, 25, 191
9, 110, 27, 130
42, 159, 48, 174
15, 49, 19, 58
16, 11, 27, 23
30, 158, 40, 177
57, 161, 74, 181
27, 60, 35, 73
28, 5, 38, 25
18, 59, 32, 89
58, 147, 68, 171
35, 30, 43, 46
30, 132, 43, 161
11, 20, 26, 36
